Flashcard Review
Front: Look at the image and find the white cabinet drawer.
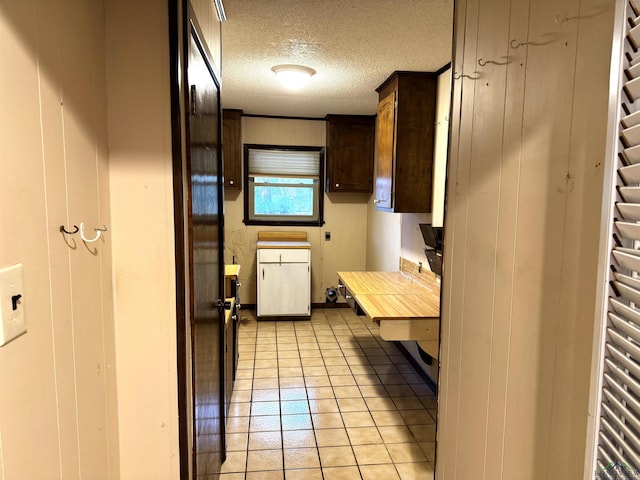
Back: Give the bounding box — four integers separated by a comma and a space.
258, 248, 309, 263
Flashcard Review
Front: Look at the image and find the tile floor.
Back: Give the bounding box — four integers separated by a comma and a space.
220, 307, 437, 480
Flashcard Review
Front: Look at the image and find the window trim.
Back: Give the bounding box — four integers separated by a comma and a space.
243, 144, 325, 226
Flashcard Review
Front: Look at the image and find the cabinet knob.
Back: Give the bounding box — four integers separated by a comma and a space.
373, 199, 381, 204
345, 294, 353, 300
335, 183, 340, 188
229, 180, 234, 185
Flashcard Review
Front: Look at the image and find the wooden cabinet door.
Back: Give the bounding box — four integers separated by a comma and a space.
375, 90, 396, 209
326, 115, 374, 193
222, 109, 242, 190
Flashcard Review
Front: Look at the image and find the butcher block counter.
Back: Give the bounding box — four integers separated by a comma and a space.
337, 269, 440, 357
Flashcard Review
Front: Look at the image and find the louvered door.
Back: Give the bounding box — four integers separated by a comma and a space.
592, 0, 640, 477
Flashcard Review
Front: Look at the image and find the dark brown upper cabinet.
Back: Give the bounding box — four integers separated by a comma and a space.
222, 109, 242, 190
373, 72, 437, 213
325, 115, 375, 193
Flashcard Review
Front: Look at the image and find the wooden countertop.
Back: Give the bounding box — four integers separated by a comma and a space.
256, 241, 311, 249
337, 271, 439, 321
225, 264, 241, 278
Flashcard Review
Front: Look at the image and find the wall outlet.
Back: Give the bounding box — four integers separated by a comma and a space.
0, 263, 26, 346
325, 232, 331, 241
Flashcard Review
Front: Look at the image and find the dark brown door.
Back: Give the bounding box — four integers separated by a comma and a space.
187, 25, 226, 477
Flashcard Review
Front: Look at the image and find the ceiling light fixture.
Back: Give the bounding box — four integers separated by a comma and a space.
271, 64, 316, 90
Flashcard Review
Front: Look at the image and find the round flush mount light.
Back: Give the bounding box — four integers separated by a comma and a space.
271, 64, 316, 90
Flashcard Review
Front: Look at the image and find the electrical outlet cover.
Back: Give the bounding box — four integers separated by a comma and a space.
0, 263, 26, 346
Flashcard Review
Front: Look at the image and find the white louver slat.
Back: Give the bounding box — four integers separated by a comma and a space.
592, 0, 640, 478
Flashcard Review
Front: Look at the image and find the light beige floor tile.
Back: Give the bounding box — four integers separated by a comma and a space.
412, 384, 435, 396
284, 447, 321, 469
226, 416, 250, 433
395, 461, 434, 480
246, 471, 284, 480
378, 374, 407, 386
303, 366, 328, 376
307, 386, 335, 399
324, 356, 348, 366
301, 357, 325, 367
337, 397, 368, 412
386, 442, 428, 463
250, 415, 281, 432
281, 400, 309, 415
305, 376, 332, 387
255, 359, 278, 369
235, 369, 254, 379
360, 463, 401, 480
299, 349, 322, 358
252, 389, 279, 402
346, 426, 383, 445
399, 409, 433, 425
310, 398, 339, 413
371, 410, 405, 427
358, 385, 387, 398
408, 424, 436, 441
354, 374, 381, 386
419, 441, 436, 461
364, 396, 395, 411
226, 432, 248, 451
378, 425, 414, 443
219, 473, 245, 480
385, 385, 415, 396
347, 365, 375, 374
228, 402, 251, 417
420, 395, 437, 408
402, 373, 423, 384
326, 366, 352, 376
341, 411, 375, 428
283, 429, 317, 448
281, 413, 313, 431
235, 379, 253, 390
318, 446, 356, 467
392, 396, 424, 411
219, 450, 247, 473
277, 350, 300, 359
279, 366, 304, 377
254, 368, 279, 379
315, 427, 350, 447
278, 358, 301, 367
280, 388, 307, 401
333, 386, 361, 398
253, 378, 279, 389
249, 430, 282, 450
352, 443, 392, 465
246, 448, 283, 471
284, 468, 323, 480
312, 412, 345, 429
279, 376, 305, 388
252, 401, 280, 416
321, 465, 361, 480
231, 389, 252, 403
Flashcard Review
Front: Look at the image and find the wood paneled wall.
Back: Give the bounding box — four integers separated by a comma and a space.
0, 1, 117, 478
438, 0, 614, 478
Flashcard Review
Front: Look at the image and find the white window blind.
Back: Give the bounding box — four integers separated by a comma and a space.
592, 1, 640, 478
248, 148, 320, 177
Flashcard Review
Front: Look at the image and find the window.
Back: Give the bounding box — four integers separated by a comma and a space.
243, 144, 325, 226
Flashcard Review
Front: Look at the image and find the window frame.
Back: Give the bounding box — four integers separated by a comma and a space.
243, 144, 325, 226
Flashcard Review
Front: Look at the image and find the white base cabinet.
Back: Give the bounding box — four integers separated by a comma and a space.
257, 248, 310, 317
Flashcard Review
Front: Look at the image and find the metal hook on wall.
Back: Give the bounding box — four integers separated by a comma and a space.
478, 58, 509, 67
79, 222, 107, 243
60, 225, 79, 235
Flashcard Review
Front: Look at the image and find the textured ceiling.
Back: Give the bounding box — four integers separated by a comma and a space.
220, 0, 454, 118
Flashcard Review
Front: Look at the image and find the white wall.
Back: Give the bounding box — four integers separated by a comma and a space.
0, 1, 118, 477
224, 116, 370, 305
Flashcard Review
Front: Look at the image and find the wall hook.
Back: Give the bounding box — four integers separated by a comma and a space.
80, 222, 103, 243
60, 225, 79, 235
454, 71, 480, 80
478, 58, 509, 67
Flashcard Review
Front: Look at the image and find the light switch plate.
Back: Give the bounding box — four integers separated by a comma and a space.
0, 263, 26, 346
